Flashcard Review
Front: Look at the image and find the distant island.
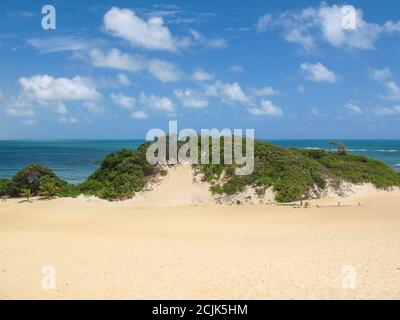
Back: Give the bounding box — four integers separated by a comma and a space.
1, 140, 400, 203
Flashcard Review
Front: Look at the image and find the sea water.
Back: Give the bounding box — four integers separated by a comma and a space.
0, 139, 399, 184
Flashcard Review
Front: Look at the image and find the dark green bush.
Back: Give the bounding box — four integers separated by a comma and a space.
0, 179, 10, 196
78, 144, 160, 200
8, 164, 63, 196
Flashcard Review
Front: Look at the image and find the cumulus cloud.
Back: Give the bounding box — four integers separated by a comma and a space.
83, 101, 104, 113
90, 48, 181, 83
206, 81, 248, 104
256, 14, 272, 33
5, 106, 34, 117
104, 7, 185, 52
247, 99, 283, 116
372, 106, 400, 116
110, 93, 136, 109
368, 67, 400, 102
257, 3, 400, 51
53, 102, 68, 115
250, 86, 280, 97
117, 73, 132, 86
103, 7, 227, 52
300, 62, 338, 83
90, 48, 144, 72
345, 102, 362, 114
139, 93, 176, 113
19, 74, 100, 101
229, 64, 244, 74
384, 81, 400, 101
368, 68, 392, 82
147, 59, 182, 82
131, 110, 148, 119
191, 68, 214, 81
174, 89, 209, 109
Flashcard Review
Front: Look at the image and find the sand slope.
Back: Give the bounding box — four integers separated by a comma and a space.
1, 186, 400, 299
123, 165, 215, 207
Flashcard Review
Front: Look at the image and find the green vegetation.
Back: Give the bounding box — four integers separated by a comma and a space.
1, 140, 399, 203
78, 143, 161, 200
38, 179, 60, 199
198, 140, 400, 203
329, 141, 348, 156
6, 163, 79, 199
0, 179, 10, 196
20, 188, 32, 202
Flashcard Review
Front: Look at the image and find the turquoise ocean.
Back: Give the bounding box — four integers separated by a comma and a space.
1, 140, 400, 184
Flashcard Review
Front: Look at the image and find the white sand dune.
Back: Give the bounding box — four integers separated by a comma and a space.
122, 165, 215, 207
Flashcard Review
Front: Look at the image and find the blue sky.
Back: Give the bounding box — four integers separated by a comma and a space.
0, 0, 400, 139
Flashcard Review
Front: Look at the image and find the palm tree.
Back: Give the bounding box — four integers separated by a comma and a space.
329, 141, 348, 156
21, 188, 32, 202
39, 182, 59, 199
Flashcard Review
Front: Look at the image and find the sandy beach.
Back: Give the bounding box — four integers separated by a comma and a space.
1, 166, 400, 299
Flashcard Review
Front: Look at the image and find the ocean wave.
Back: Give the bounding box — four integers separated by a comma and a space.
311, 148, 400, 153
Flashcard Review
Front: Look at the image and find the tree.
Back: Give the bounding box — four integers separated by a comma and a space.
21, 188, 32, 202
329, 141, 348, 156
0, 179, 10, 196
9, 164, 63, 197
39, 181, 59, 199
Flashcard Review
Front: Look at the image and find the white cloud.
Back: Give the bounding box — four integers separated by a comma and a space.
385, 20, 400, 33
191, 68, 214, 81
229, 64, 244, 73
257, 4, 400, 51
368, 68, 392, 82
189, 29, 227, 49
174, 89, 209, 109
5, 107, 34, 117
147, 59, 181, 82
117, 73, 132, 86
90, 48, 144, 72
206, 81, 248, 104
103, 7, 183, 52
140, 93, 176, 113
59, 116, 79, 124
131, 110, 148, 119
385, 81, 400, 101
256, 14, 272, 32
298, 84, 305, 93
19, 74, 100, 101
251, 86, 280, 97
372, 106, 400, 116
27, 36, 94, 53
368, 68, 400, 102
110, 93, 136, 109
300, 62, 338, 83
90, 48, 181, 83
83, 101, 104, 113
207, 37, 228, 49
4, 94, 35, 117
53, 102, 68, 115
345, 102, 362, 114
247, 99, 283, 116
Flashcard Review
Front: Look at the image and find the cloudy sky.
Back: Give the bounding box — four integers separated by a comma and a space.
1, 0, 400, 139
